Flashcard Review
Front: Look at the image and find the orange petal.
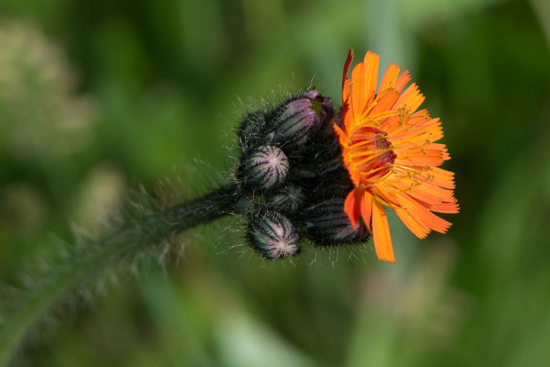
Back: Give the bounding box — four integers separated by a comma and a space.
428, 143, 450, 160
379, 62, 401, 92
430, 167, 456, 189
393, 83, 425, 114
394, 70, 411, 92
369, 96, 400, 119
342, 49, 354, 89
390, 120, 444, 146
394, 206, 430, 239
342, 79, 353, 130
373, 185, 401, 209
430, 200, 459, 214
376, 114, 402, 132
395, 152, 445, 167
351, 62, 365, 122
397, 195, 452, 234
344, 189, 362, 228
406, 182, 455, 207
355, 170, 370, 187
372, 200, 395, 262
360, 192, 373, 232
362, 51, 380, 111
332, 122, 349, 147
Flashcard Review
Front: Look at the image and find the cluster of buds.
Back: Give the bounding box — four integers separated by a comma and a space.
234, 90, 370, 259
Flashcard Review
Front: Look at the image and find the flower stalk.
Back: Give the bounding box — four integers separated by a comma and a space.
0, 184, 242, 366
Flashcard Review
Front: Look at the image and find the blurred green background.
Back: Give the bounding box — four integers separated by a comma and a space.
1, 0, 550, 365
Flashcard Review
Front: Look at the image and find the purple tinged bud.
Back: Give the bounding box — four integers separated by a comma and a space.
238, 145, 289, 191
270, 90, 333, 147
304, 199, 370, 246
247, 210, 300, 260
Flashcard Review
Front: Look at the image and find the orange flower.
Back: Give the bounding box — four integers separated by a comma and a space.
333, 50, 459, 262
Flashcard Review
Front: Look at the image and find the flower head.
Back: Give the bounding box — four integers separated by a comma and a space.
333, 50, 459, 262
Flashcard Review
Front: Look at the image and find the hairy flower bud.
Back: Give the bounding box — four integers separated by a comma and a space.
238, 145, 289, 191
268, 90, 333, 148
269, 185, 306, 214
247, 210, 300, 259
238, 112, 265, 152
304, 199, 370, 246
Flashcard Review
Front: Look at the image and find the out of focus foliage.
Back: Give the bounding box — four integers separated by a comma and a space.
1, 0, 550, 366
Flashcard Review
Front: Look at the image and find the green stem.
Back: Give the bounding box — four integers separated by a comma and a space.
0, 184, 241, 366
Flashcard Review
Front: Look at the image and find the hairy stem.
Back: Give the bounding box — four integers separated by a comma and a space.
0, 184, 241, 366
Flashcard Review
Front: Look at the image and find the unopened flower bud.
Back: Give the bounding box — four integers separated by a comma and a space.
247, 210, 300, 260
304, 199, 370, 246
269, 90, 333, 148
238, 112, 264, 151
269, 185, 306, 214
238, 145, 289, 191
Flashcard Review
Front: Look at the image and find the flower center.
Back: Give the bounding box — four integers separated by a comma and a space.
348, 126, 397, 182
